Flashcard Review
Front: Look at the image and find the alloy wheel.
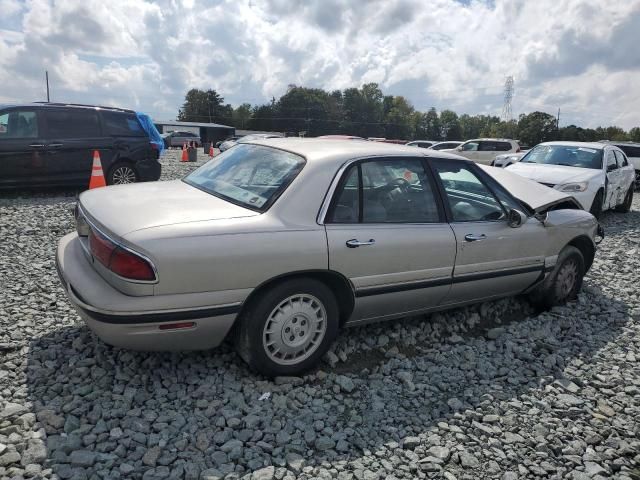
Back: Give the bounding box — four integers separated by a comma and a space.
112, 166, 137, 184
555, 258, 578, 300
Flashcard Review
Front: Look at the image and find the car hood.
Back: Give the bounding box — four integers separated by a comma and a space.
478, 165, 580, 213
79, 180, 259, 237
506, 162, 600, 185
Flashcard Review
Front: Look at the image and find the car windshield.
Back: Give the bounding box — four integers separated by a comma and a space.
520, 145, 603, 169
184, 144, 305, 211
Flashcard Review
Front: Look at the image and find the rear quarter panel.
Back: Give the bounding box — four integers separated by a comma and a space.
125, 217, 329, 296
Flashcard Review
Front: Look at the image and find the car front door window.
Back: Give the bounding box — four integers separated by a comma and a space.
0, 111, 38, 139
432, 162, 506, 222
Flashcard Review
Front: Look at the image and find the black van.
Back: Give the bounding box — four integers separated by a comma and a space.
0, 103, 161, 188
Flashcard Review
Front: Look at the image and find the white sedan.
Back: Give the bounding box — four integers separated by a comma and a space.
507, 142, 634, 218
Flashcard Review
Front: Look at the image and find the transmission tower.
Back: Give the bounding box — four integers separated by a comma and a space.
502, 76, 514, 122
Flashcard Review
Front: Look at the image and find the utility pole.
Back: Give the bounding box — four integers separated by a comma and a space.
556, 108, 561, 130
45, 70, 50, 102
501, 76, 514, 122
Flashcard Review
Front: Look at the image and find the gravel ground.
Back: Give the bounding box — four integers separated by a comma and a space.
1, 149, 639, 480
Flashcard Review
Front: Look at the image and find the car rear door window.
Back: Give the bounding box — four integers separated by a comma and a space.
44, 109, 101, 138
462, 141, 479, 151
614, 150, 628, 167
0, 110, 38, 139
618, 145, 640, 158
328, 158, 441, 223
432, 161, 506, 222
102, 112, 146, 137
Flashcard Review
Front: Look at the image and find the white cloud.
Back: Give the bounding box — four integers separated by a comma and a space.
0, 0, 639, 128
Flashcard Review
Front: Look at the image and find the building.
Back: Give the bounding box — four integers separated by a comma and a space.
154, 120, 235, 144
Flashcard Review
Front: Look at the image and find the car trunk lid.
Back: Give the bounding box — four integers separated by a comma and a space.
78, 180, 259, 238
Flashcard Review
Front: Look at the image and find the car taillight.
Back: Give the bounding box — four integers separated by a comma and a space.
89, 229, 116, 266
89, 229, 156, 281
109, 248, 156, 281
150, 142, 158, 150
516, 146, 521, 152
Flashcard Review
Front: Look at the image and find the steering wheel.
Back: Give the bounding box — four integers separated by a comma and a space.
383, 177, 411, 192
481, 210, 504, 221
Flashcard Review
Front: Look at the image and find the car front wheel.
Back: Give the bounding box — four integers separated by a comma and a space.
529, 245, 585, 309
234, 279, 339, 377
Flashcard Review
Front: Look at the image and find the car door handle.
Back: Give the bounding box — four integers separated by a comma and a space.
29, 143, 45, 148
346, 238, 375, 248
464, 234, 487, 242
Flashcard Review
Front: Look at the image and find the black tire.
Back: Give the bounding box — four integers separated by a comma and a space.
107, 162, 138, 185
589, 189, 604, 219
615, 186, 633, 213
234, 278, 339, 377
528, 246, 585, 310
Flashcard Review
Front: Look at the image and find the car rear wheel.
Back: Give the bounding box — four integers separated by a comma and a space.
108, 162, 138, 185
234, 278, 339, 377
615, 186, 633, 213
528, 246, 585, 309
589, 189, 604, 219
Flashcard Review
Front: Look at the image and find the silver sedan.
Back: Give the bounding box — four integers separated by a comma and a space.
56, 139, 601, 376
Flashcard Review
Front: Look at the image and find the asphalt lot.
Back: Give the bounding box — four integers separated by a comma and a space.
0, 149, 639, 480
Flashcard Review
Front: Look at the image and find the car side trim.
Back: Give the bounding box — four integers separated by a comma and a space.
76, 302, 241, 324
354, 265, 543, 298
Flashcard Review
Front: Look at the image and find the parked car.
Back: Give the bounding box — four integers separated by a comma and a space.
600, 141, 640, 189
442, 138, 521, 164
219, 133, 283, 152
493, 152, 526, 168
507, 142, 634, 218
428, 141, 463, 151
163, 131, 201, 148
57, 139, 600, 376
406, 140, 438, 148
0, 103, 161, 187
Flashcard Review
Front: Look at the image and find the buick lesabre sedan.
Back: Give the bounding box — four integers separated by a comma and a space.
57, 139, 601, 376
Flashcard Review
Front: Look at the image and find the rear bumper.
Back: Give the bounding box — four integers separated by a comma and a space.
136, 158, 162, 182
55, 233, 238, 351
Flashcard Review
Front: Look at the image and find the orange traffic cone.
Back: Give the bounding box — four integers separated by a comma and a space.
209, 143, 215, 158
181, 142, 188, 162
89, 150, 107, 189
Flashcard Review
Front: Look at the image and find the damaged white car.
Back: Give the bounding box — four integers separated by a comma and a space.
56, 139, 602, 376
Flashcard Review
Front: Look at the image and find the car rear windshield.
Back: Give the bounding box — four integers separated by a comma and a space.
184, 144, 305, 212
520, 145, 603, 170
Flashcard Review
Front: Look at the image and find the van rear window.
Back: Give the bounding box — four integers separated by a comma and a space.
102, 111, 146, 137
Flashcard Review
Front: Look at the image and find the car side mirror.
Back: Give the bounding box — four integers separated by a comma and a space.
507, 209, 526, 228
456, 146, 463, 151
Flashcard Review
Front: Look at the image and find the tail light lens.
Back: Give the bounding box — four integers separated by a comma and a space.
516, 146, 521, 153
89, 229, 156, 281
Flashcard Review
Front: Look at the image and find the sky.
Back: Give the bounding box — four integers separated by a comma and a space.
1, 0, 640, 129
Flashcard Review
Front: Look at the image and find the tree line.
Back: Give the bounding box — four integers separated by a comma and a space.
177, 85, 640, 147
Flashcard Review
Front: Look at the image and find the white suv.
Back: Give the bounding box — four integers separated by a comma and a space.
442, 138, 521, 165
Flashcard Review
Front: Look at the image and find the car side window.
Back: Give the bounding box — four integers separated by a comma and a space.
44, 109, 101, 138
328, 158, 441, 224
0, 110, 38, 139
102, 112, 146, 137
614, 150, 628, 167
478, 142, 495, 151
605, 150, 618, 171
496, 142, 512, 151
432, 160, 506, 222
462, 141, 479, 151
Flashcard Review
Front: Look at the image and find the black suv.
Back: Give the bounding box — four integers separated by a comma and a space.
0, 103, 161, 188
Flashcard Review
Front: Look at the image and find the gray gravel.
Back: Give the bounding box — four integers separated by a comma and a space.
1, 149, 639, 480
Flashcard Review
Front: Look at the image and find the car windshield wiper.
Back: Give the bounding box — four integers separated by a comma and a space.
554, 163, 576, 167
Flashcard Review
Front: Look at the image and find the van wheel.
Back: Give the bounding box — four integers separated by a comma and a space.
108, 162, 138, 185
234, 279, 339, 377
615, 187, 633, 213
589, 190, 604, 219
529, 246, 585, 310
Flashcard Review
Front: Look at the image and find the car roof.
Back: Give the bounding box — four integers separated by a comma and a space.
246, 138, 467, 164
466, 138, 515, 142
0, 102, 134, 113
538, 141, 607, 150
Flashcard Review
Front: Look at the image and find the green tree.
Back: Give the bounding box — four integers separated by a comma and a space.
517, 111, 558, 146
232, 103, 252, 129
629, 127, 640, 142
178, 89, 230, 124
384, 96, 415, 139
423, 107, 440, 140
439, 110, 461, 140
